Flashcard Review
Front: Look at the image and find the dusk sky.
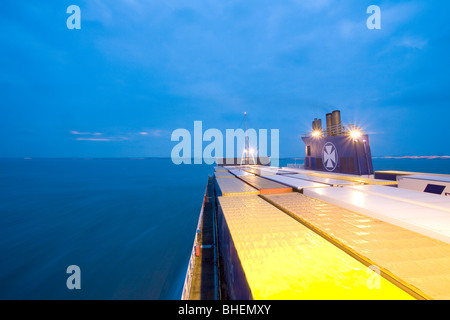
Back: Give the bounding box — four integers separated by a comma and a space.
1, 1, 449, 158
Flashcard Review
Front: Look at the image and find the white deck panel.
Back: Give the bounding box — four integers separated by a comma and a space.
303, 186, 450, 244
280, 167, 373, 178
261, 175, 329, 190
347, 185, 450, 213
285, 174, 360, 186
397, 175, 450, 197
257, 167, 301, 175
229, 170, 254, 177
255, 167, 281, 173
280, 167, 313, 174
399, 175, 450, 183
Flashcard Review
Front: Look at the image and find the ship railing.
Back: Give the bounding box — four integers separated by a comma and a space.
287, 158, 304, 169
302, 123, 362, 138
180, 178, 209, 300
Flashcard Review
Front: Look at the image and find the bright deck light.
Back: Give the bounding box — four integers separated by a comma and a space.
312, 130, 322, 137
349, 130, 362, 140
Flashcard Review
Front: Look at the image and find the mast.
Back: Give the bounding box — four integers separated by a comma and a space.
245, 112, 249, 164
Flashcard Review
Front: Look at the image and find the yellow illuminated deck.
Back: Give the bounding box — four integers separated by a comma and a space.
218, 195, 414, 300
215, 177, 259, 196
263, 193, 450, 300
214, 171, 235, 178
238, 175, 292, 194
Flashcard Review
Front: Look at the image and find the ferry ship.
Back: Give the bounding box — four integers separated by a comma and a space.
181, 110, 450, 300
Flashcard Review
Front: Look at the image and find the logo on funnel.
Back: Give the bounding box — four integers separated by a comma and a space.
323, 142, 338, 171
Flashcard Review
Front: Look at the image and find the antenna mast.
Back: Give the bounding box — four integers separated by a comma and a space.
240, 111, 255, 166
245, 112, 249, 164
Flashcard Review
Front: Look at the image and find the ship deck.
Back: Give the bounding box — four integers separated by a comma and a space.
187, 178, 219, 300
183, 165, 450, 300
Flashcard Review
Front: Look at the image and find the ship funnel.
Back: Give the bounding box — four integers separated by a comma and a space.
326, 113, 332, 136
312, 118, 322, 132
331, 110, 342, 135
302, 110, 374, 175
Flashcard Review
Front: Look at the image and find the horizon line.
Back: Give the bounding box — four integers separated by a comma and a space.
1, 155, 450, 160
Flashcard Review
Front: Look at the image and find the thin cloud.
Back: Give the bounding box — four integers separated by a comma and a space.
75, 137, 111, 141
398, 37, 428, 50
71, 129, 168, 142
70, 131, 103, 136
71, 130, 128, 142
138, 129, 169, 137
74, 136, 129, 142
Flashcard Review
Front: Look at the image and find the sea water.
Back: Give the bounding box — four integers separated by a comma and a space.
0, 158, 211, 299
0, 157, 449, 299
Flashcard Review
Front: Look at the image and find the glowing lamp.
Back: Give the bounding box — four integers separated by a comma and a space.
312, 130, 322, 137
349, 130, 362, 140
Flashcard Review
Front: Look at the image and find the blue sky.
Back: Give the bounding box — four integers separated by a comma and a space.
0, 0, 449, 158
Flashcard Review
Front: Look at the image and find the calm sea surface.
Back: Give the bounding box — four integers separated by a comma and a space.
0, 158, 449, 299
0, 158, 211, 300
